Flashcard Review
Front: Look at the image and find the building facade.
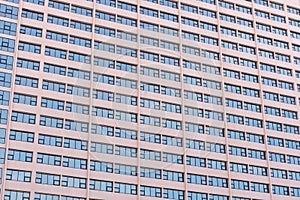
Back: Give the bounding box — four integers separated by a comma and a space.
0, 0, 300, 199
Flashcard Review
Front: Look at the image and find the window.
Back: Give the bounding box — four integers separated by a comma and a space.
140, 185, 162, 197
42, 80, 65, 93
0, 3, 19, 19
201, 35, 218, 46
115, 163, 136, 176
90, 179, 113, 191
140, 7, 158, 17
256, 23, 271, 32
64, 138, 87, 151
201, 22, 217, 32
9, 130, 34, 143
41, 97, 64, 110
229, 146, 246, 158
71, 5, 92, 16
8, 149, 33, 162
43, 63, 66, 76
64, 120, 89, 133
230, 162, 248, 173
271, 168, 287, 179
181, 3, 197, 13
140, 167, 161, 179
34, 193, 59, 200
0, 20, 16, 36
140, 132, 160, 144
15, 75, 37, 88
38, 134, 62, 147
45, 47, 66, 59
163, 170, 184, 182
69, 52, 91, 63
163, 188, 184, 200
69, 36, 91, 48
208, 159, 226, 170
90, 160, 113, 173
39, 115, 63, 128
48, 0, 69, 11
70, 20, 92, 32
208, 176, 228, 188
114, 182, 138, 195
247, 133, 264, 144
24, 0, 44, 5
206, 143, 225, 153
248, 149, 266, 160
17, 58, 39, 70
236, 5, 251, 14
116, 94, 137, 106
140, 21, 158, 32
6, 169, 31, 182
0, 36, 15, 52
228, 130, 245, 140
269, 152, 286, 163
11, 111, 36, 124
0, 108, 8, 124
94, 26, 115, 37
219, 13, 235, 23
251, 182, 269, 193
63, 157, 87, 169
67, 85, 89, 97
4, 190, 30, 200
37, 153, 61, 166
160, 12, 178, 22
21, 9, 43, 21
200, 8, 216, 18
0, 54, 13, 70
116, 46, 136, 57
13, 93, 37, 106
117, 16, 136, 27
231, 180, 249, 190
68, 68, 90, 80
61, 176, 86, 189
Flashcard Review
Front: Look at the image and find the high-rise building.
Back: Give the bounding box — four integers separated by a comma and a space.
0, 0, 300, 199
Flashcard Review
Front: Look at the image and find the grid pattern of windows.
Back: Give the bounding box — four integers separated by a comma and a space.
0, 0, 300, 199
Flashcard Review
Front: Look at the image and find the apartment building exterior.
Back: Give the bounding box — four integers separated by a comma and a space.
0, 0, 300, 199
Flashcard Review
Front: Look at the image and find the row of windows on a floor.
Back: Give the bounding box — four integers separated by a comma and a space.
5, 0, 300, 16
1, 32, 298, 67
145, 0, 297, 14
3, 168, 300, 197
8, 0, 300, 18
2, 131, 300, 181
3, 52, 299, 94
3, 121, 300, 149
0, 105, 298, 134
3, 19, 300, 65
2, 69, 300, 106
6, 0, 300, 44
5, 0, 300, 35
1, 56, 299, 106
1, 57, 299, 106
2, 139, 300, 180
2, 132, 300, 165
0, 129, 298, 173
2, 18, 300, 68
3, 146, 300, 181
1, 140, 300, 183
8, 91, 300, 122
2, 0, 300, 45
7, 90, 300, 120
2, 18, 300, 78
7, 187, 297, 200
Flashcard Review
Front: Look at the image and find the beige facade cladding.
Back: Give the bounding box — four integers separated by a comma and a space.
0, 0, 300, 199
